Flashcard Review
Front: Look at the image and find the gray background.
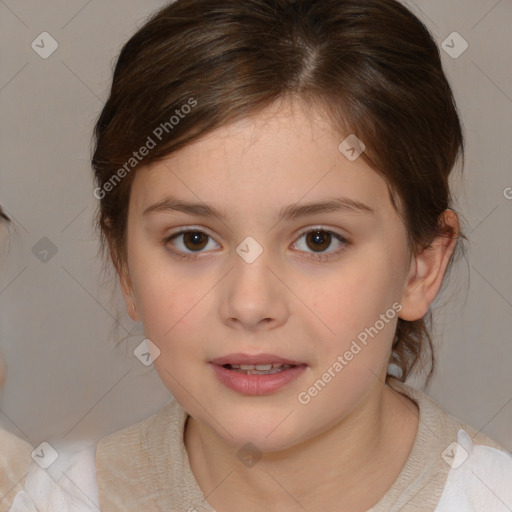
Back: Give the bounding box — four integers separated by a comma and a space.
0, 0, 511, 452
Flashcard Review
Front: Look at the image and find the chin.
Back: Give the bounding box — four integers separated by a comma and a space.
210, 411, 306, 454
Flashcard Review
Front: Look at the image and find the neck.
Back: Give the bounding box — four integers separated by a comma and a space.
184, 379, 418, 512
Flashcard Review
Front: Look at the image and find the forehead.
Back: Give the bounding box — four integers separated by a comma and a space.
130, 99, 393, 219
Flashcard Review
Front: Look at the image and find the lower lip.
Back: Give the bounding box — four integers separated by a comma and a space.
210, 363, 307, 395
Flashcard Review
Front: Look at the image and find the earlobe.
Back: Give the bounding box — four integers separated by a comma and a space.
119, 266, 140, 322
128, 300, 140, 322
108, 237, 141, 322
399, 209, 459, 321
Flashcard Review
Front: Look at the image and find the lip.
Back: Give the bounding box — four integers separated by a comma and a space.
210, 353, 304, 366
210, 354, 307, 395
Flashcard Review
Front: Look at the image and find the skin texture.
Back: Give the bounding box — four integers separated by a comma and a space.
117, 98, 459, 511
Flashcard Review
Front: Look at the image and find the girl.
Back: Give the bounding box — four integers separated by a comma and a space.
91, 0, 512, 510
0, 206, 33, 512
55, 0, 512, 510
88, 1, 512, 510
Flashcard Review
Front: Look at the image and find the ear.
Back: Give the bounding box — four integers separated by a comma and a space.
119, 264, 141, 322
109, 242, 141, 323
399, 209, 459, 321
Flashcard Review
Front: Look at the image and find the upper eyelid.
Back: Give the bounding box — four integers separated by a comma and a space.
166, 225, 347, 238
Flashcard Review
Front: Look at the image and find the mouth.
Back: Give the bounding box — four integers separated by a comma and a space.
221, 362, 298, 375
209, 353, 307, 395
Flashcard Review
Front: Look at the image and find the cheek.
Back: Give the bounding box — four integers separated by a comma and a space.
131, 269, 212, 373
128, 244, 198, 334
138, 285, 202, 346
307, 256, 400, 357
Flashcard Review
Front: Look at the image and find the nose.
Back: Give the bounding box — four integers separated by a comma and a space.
218, 251, 289, 333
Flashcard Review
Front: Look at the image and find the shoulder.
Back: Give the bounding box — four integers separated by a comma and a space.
95, 399, 182, 472
0, 428, 32, 512
435, 428, 512, 511
8, 441, 99, 512
388, 378, 507, 452
95, 399, 187, 511
387, 379, 512, 511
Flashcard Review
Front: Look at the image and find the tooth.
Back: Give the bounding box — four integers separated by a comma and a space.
272, 363, 283, 369
240, 364, 255, 370
255, 364, 272, 371
230, 364, 241, 369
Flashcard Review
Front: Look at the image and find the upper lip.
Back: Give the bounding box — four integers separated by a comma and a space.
210, 353, 304, 366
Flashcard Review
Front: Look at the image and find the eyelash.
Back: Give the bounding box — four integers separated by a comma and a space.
163, 227, 349, 262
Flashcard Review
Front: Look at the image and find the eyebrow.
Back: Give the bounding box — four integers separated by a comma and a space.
142, 195, 374, 222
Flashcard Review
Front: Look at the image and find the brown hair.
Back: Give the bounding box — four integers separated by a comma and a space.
92, 0, 467, 383
0, 206, 9, 223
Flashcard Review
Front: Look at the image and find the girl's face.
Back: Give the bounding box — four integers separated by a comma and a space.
121, 99, 416, 451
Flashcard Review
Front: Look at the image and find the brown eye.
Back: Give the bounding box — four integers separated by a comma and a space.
164, 229, 220, 259
182, 231, 208, 251
305, 230, 332, 252
293, 228, 348, 261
